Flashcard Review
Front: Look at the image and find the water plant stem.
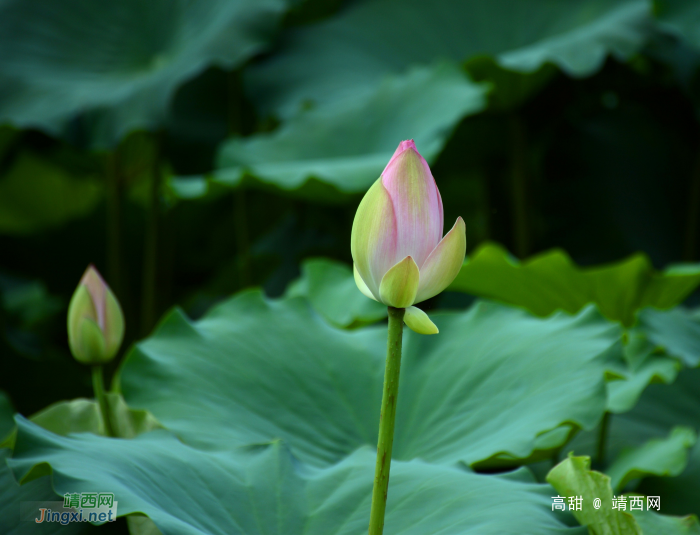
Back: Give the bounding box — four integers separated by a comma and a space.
235, 190, 250, 288
510, 114, 530, 258
106, 150, 123, 301
683, 141, 700, 261
92, 366, 114, 438
596, 411, 610, 467
141, 134, 162, 335
368, 306, 406, 535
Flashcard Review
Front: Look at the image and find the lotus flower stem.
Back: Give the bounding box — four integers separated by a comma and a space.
91, 366, 115, 438
368, 306, 405, 535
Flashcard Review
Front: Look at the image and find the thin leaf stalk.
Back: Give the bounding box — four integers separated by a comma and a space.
141, 133, 162, 335
596, 411, 610, 467
106, 150, 123, 301
235, 190, 251, 288
92, 366, 115, 438
509, 113, 530, 258
683, 140, 700, 261
368, 306, 405, 535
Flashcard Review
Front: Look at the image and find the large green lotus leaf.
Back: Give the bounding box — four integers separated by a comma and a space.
285, 258, 386, 328
644, 442, 700, 518
635, 307, 700, 367
0, 0, 288, 147
655, 0, 700, 50
606, 357, 679, 415
631, 370, 700, 517
1, 395, 161, 450
176, 63, 487, 200
607, 368, 700, 455
606, 426, 697, 491
247, 0, 650, 118
448, 242, 700, 326
28, 400, 102, 440
0, 398, 160, 533
0, 449, 89, 535
9, 419, 585, 535
547, 454, 642, 534
117, 289, 620, 468
632, 509, 700, 535
547, 454, 700, 535
0, 152, 102, 235
567, 368, 700, 516
605, 306, 700, 413
606, 330, 680, 414
127, 515, 164, 535
29, 395, 162, 440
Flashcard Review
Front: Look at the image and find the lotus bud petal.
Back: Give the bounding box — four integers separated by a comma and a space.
353, 264, 378, 302
403, 306, 439, 335
67, 265, 124, 365
351, 140, 466, 312
414, 217, 466, 303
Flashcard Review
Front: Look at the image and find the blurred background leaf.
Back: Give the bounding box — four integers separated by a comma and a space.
568, 367, 700, 516
284, 258, 386, 327
0, 0, 292, 147
247, 0, 651, 118
448, 242, 700, 326
0, 153, 102, 234
655, 0, 700, 52
186, 63, 488, 200
606, 426, 696, 491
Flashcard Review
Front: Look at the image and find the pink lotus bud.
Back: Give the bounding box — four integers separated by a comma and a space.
67, 265, 124, 365
351, 140, 466, 332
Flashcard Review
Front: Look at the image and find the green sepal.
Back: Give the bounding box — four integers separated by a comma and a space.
73, 318, 110, 365
379, 256, 420, 307
404, 306, 439, 335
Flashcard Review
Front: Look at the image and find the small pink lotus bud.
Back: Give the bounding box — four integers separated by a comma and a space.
67, 265, 124, 365
351, 140, 466, 333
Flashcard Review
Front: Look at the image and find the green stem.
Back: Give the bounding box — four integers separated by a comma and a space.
227, 69, 242, 136
368, 307, 405, 535
235, 190, 250, 288
683, 141, 700, 261
141, 135, 162, 335
92, 366, 115, 438
596, 411, 610, 467
227, 70, 250, 289
106, 150, 122, 301
509, 114, 530, 258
